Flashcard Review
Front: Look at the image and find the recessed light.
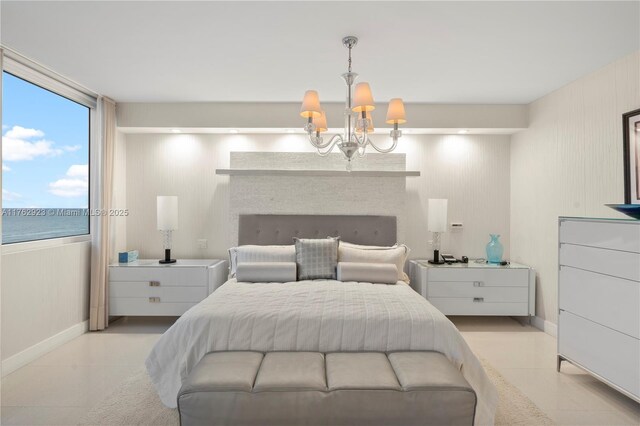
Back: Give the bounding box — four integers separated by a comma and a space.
458, 129, 469, 134
170, 129, 181, 133
229, 129, 239, 134
286, 129, 295, 134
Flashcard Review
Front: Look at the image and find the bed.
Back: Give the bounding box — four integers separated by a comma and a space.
146, 214, 498, 425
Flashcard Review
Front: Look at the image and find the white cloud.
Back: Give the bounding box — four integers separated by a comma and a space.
2, 125, 63, 161
63, 145, 82, 152
2, 188, 22, 201
5, 126, 44, 139
2, 163, 10, 172
48, 164, 88, 198
66, 164, 88, 179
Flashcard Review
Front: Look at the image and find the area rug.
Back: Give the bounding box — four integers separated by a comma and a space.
79, 358, 554, 425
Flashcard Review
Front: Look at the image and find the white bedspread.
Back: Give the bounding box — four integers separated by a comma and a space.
146, 279, 498, 425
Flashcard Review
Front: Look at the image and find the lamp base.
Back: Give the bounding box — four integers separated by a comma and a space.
427, 249, 445, 265
159, 248, 177, 264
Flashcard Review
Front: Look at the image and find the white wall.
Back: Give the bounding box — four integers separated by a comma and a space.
228, 152, 408, 246
122, 132, 511, 262
117, 102, 528, 132
1, 242, 90, 364
511, 51, 640, 324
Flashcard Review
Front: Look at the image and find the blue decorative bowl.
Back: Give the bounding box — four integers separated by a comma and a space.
605, 204, 640, 220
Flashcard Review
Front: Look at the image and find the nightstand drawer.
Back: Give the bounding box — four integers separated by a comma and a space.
110, 299, 198, 316
428, 282, 528, 302
429, 298, 529, 316
428, 268, 529, 287
110, 282, 207, 302
109, 267, 208, 286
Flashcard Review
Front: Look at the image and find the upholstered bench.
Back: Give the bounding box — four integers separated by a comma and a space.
177, 351, 476, 426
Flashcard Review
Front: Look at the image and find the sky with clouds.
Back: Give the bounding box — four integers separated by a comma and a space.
2, 72, 89, 208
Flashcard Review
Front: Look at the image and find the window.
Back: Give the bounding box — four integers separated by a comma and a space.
2, 70, 91, 244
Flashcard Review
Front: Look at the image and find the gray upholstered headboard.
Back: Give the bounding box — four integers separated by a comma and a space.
238, 215, 397, 246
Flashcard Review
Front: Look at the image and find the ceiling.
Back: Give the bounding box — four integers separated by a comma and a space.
1, 1, 638, 104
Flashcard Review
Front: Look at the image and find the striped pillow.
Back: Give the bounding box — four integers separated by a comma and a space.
294, 237, 339, 280
228, 245, 296, 277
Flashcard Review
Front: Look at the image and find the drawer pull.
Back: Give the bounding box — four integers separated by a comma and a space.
149, 297, 161, 303
149, 281, 160, 287
473, 281, 484, 287
473, 297, 484, 303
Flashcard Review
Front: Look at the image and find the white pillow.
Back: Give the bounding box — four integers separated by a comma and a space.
340, 241, 397, 250
338, 243, 411, 283
236, 262, 297, 283
228, 245, 296, 277
337, 262, 398, 284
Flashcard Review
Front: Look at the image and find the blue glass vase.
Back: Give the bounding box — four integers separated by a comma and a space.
486, 234, 504, 264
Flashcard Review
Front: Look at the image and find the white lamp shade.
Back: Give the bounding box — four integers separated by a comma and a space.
427, 199, 448, 233
352, 82, 375, 113
300, 90, 322, 118
386, 98, 407, 124
312, 110, 328, 132
157, 196, 178, 231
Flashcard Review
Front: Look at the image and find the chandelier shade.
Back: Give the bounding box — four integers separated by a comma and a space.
300, 90, 322, 118
386, 98, 407, 124
355, 111, 374, 133
299, 36, 406, 168
313, 111, 328, 133
352, 82, 375, 113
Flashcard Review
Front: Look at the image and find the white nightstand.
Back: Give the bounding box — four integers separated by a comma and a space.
409, 260, 535, 317
109, 259, 228, 316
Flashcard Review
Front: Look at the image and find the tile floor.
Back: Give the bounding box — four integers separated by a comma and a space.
454, 316, 640, 425
1, 316, 638, 425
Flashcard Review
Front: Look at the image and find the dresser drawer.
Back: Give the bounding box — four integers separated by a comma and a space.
428, 282, 528, 302
428, 298, 529, 316
110, 282, 207, 303
560, 244, 640, 282
560, 220, 640, 253
559, 266, 639, 338
109, 267, 208, 286
559, 310, 639, 399
110, 299, 198, 316
427, 268, 530, 287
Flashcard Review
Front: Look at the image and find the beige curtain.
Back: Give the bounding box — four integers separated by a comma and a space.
89, 97, 116, 331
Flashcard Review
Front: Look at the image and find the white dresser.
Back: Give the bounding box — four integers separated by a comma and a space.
109, 259, 228, 316
409, 260, 535, 317
558, 217, 640, 402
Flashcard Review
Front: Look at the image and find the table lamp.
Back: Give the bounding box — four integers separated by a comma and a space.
427, 199, 448, 264
157, 195, 178, 264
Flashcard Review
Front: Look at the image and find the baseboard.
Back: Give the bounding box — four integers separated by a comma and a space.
531, 315, 557, 337
1, 320, 89, 377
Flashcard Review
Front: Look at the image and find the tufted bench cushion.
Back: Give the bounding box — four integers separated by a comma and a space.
178, 351, 476, 426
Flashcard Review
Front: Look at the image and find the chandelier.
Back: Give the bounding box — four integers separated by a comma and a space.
299, 36, 407, 169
